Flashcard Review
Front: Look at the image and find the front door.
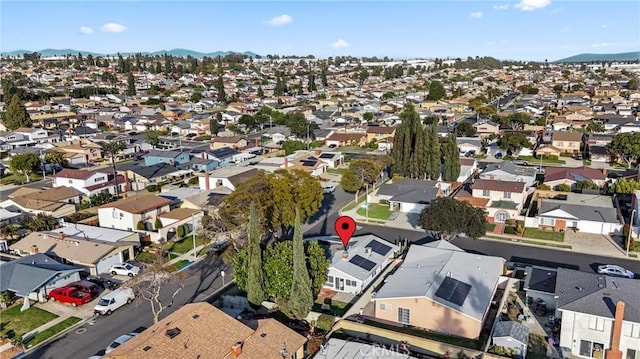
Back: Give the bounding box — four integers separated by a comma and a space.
336, 278, 344, 291
495, 210, 510, 223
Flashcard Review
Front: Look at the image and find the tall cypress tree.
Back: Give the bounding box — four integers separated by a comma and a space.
246, 202, 266, 306
427, 125, 441, 180
2, 94, 31, 130
288, 209, 313, 320
443, 134, 461, 181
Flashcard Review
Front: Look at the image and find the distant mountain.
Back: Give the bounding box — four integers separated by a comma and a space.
555, 51, 640, 63
1, 48, 260, 58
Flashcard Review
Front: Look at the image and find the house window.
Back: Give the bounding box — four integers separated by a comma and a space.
588, 316, 605, 331
379, 303, 392, 312
69, 179, 73, 184
579, 340, 604, 358
540, 217, 555, 226
112, 211, 118, 219
397, 308, 410, 324
623, 323, 640, 338
482, 189, 490, 197
627, 349, 638, 359
503, 191, 511, 199
326, 276, 334, 285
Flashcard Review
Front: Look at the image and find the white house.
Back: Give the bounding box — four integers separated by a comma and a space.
52, 168, 121, 196
156, 207, 204, 242
98, 194, 172, 232
324, 234, 398, 295
199, 167, 260, 191
374, 179, 448, 214
471, 179, 528, 223
457, 158, 478, 183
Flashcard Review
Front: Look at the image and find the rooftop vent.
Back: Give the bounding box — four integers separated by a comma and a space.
192, 314, 200, 319
575, 286, 584, 292
165, 327, 182, 339
365, 247, 372, 255
260, 333, 267, 338
143, 346, 152, 352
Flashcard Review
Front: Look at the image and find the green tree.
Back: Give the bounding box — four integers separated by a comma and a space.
9, 153, 40, 183
101, 140, 127, 198
392, 103, 432, 178
246, 202, 266, 306
44, 151, 67, 167
282, 140, 307, 155
607, 132, 640, 168
575, 180, 599, 192
556, 183, 571, 192
455, 121, 476, 137
419, 197, 487, 240
263, 240, 294, 300
498, 133, 531, 155
210, 115, 220, 135
145, 131, 160, 148
126, 72, 136, 96
585, 122, 605, 133
257, 86, 265, 98
306, 241, 329, 295
341, 159, 382, 200
288, 209, 314, 319
216, 73, 226, 102
363, 112, 374, 122
25, 213, 58, 232
154, 218, 162, 230
232, 247, 249, 291
190, 92, 202, 103
610, 178, 640, 194
2, 94, 31, 130
340, 170, 363, 195
426, 81, 446, 101
426, 125, 441, 180
442, 134, 460, 181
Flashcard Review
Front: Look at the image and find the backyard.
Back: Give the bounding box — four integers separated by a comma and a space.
0, 305, 58, 342
356, 203, 391, 220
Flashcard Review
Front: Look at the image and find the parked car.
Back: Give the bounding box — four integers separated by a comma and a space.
48, 286, 93, 307
105, 332, 138, 354
85, 275, 120, 290
69, 280, 100, 298
207, 241, 229, 256
464, 150, 476, 157
94, 288, 135, 316
512, 159, 529, 166
597, 264, 635, 279
322, 185, 336, 194
109, 263, 141, 277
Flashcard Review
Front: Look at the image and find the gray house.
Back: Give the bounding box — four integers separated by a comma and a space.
492, 321, 530, 358
374, 179, 449, 213
0, 253, 83, 310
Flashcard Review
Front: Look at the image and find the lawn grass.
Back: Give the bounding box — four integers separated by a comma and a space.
356, 203, 391, 220
517, 155, 566, 164
327, 168, 347, 175
135, 251, 156, 264
523, 228, 565, 242
23, 317, 81, 348
474, 154, 487, 159
362, 319, 482, 350
486, 223, 496, 231
170, 259, 192, 272
0, 305, 58, 341
312, 299, 351, 317
485, 235, 572, 249
163, 235, 209, 254
527, 333, 548, 359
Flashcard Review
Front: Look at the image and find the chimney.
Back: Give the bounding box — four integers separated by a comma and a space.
231, 342, 243, 357
342, 251, 349, 260
605, 301, 625, 359
201, 152, 205, 159
537, 198, 542, 209
58, 232, 65, 240
284, 157, 289, 169
315, 149, 321, 156
254, 138, 259, 146
30, 245, 39, 254
204, 172, 210, 190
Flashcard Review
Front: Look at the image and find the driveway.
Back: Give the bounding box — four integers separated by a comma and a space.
563, 230, 626, 258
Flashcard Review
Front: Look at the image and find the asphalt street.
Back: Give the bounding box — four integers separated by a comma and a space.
25, 256, 232, 359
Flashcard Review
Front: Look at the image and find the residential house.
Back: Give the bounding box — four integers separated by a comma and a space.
324, 132, 367, 147
206, 147, 241, 167
157, 208, 204, 241
374, 179, 449, 214
473, 120, 501, 138
199, 167, 260, 191
491, 321, 530, 358
1, 187, 81, 217
594, 86, 620, 98
457, 137, 483, 155
480, 162, 537, 188
471, 179, 528, 223
316, 151, 344, 168
0, 253, 83, 310
555, 269, 639, 359
324, 234, 398, 295
522, 265, 559, 312
288, 151, 329, 177
551, 132, 582, 154
589, 146, 611, 163
54, 140, 103, 166
543, 166, 606, 190
210, 136, 248, 150
528, 192, 622, 235
502, 129, 539, 146
104, 302, 307, 359
457, 158, 478, 183
0, 127, 51, 149
119, 162, 193, 191
263, 127, 291, 144
11, 226, 137, 276
365, 126, 396, 143
372, 241, 505, 339
98, 194, 172, 232
52, 168, 123, 197
144, 150, 190, 167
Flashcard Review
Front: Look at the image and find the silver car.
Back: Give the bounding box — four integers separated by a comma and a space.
105, 332, 138, 353
597, 265, 634, 279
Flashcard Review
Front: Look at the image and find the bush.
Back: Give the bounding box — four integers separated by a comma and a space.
154, 218, 162, 230
146, 184, 160, 192
177, 225, 186, 238
188, 176, 199, 185
379, 199, 389, 205
137, 221, 146, 230
538, 184, 551, 190
556, 183, 571, 192
315, 314, 335, 333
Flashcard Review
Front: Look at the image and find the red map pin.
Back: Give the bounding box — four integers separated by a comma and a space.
335, 216, 356, 250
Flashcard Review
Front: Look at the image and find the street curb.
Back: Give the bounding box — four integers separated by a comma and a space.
22, 315, 97, 355
200, 280, 236, 303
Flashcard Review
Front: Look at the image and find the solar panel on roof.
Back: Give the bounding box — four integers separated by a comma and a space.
319, 153, 334, 159
365, 239, 392, 256
349, 255, 376, 271
434, 277, 472, 306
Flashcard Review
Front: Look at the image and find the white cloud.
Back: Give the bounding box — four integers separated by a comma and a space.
493, 4, 509, 10
515, 0, 551, 11
266, 14, 293, 26
592, 42, 613, 48
330, 39, 350, 49
100, 22, 127, 33
79, 26, 94, 35
470, 11, 483, 19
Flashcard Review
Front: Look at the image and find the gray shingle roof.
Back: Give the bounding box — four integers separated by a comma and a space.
374, 243, 504, 321
538, 202, 618, 222
492, 321, 530, 345
555, 268, 640, 322
524, 266, 557, 294
0, 254, 83, 296
330, 234, 399, 281
376, 179, 440, 204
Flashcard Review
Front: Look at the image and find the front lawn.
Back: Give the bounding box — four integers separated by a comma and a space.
0, 305, 58, 341
486, 223, 496, 231
23, 317, 81, 348
356, 203, 391, 220
327, 168, 347, 175
517, 156, 566, 164
523, 228, 565, 242
163, 235, 209, 254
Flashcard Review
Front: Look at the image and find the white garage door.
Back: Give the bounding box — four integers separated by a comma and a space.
577, 221, 606, 234
96, 252, 123, 274
401, 203, 426, 214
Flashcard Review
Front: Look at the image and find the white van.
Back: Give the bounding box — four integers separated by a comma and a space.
94, 288, 135, 315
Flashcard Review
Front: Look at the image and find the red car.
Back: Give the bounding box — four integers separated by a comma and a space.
48, 286, 93, 307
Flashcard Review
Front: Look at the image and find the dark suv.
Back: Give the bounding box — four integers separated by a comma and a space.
70, 280, 100, 298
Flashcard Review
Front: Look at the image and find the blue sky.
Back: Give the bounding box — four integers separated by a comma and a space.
1, 1, 639, 61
